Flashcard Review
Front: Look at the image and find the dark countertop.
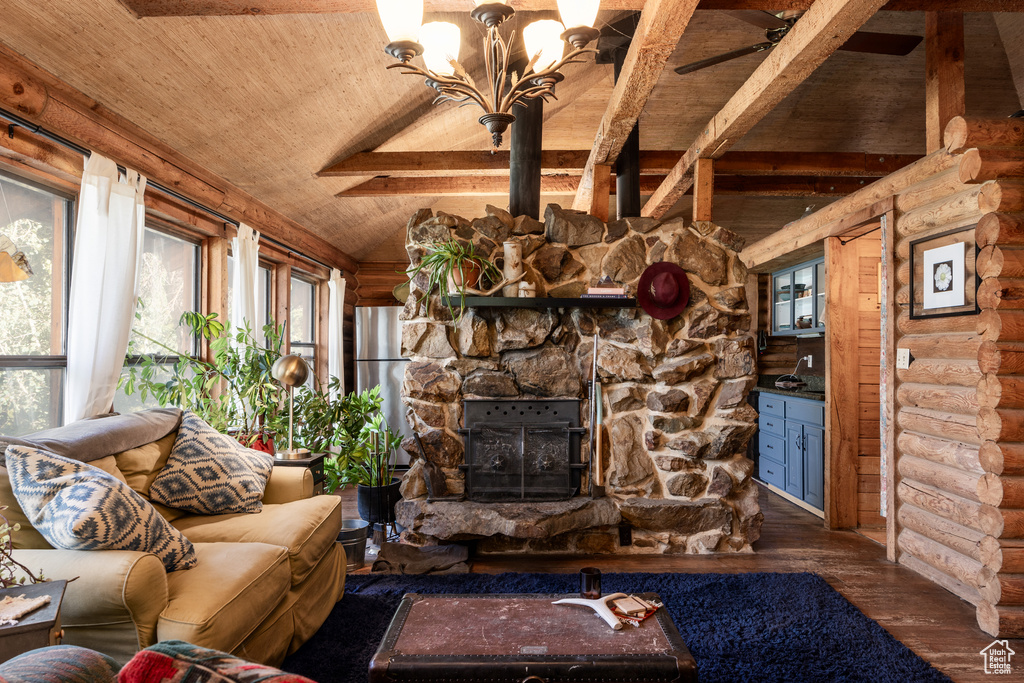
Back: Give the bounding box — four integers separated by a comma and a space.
752, 386, 826, 402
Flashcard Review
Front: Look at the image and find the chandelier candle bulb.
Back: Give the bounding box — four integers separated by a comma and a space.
524, 20, 567, 73
420, 22, 460, 76
376, 0, 423, 42
557, 0, 600, 31
557, 0, 601, 48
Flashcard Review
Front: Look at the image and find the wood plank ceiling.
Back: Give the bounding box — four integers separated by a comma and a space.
0, 1, 1019, 261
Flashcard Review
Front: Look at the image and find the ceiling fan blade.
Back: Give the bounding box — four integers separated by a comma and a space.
674, 42, 775, 76
839, 31, 923, 56
721, 10, 789, 30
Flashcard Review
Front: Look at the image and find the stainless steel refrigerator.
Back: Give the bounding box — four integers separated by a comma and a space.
355, 306, 412, 466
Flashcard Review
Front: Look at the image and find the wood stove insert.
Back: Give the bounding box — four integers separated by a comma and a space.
459, 399, 586, 502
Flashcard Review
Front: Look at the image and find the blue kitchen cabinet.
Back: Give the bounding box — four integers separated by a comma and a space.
757, 392, 825, 511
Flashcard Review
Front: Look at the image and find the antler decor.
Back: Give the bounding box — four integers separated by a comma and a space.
376, 0, 600, 148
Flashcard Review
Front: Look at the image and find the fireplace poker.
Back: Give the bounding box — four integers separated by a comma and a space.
589, 331, 605, 498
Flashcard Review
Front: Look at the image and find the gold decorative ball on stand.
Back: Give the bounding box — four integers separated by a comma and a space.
272, 354, 310, 459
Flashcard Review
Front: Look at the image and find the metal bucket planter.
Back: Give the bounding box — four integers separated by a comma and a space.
338, 519, 369, 571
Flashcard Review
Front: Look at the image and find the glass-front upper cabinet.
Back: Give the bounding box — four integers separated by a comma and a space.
771, 257, 826, 335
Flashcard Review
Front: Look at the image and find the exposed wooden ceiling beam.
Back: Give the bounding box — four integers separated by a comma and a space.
571, 0, 701, 213
336, 173, 875, 196
320, 150, 920, 177
641, 0, 893, 219
118, 0, 1024, 18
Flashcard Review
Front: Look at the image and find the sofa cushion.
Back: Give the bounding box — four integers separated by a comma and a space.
113, 431, 186, 523
171, 495, 342, 585
5, 446, 197, 572
0, 455, 130, 551
120, 640, 314, 683
158, 542, 291, 653
150, 412, 273, 515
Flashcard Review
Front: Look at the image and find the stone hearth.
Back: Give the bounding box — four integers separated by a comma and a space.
396, 205, 761, 554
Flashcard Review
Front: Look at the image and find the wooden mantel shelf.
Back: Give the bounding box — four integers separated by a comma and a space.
444, 296, 637, 309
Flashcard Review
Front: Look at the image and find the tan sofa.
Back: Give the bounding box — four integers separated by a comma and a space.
0, 419, 346, 667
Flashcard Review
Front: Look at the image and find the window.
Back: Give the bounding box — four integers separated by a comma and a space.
226, 257, 272, 345
0, 170, 73, 436
114, 227, 200, 412
289, 275, 316, 386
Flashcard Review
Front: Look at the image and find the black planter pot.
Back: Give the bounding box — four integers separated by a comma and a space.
356, 478, 402, 525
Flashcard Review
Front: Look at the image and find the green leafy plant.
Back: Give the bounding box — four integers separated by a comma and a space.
350, 413, 403, 488
120, 312, 286, 446
404, 239, 501, 320
294, 383, 401, 493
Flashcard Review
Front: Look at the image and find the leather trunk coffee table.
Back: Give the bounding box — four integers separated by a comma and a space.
369, 593, 698, 683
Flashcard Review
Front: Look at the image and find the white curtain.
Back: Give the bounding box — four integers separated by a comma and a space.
327, 269, 347, 397
230, 222, 260, 339
64, 153, 147, 422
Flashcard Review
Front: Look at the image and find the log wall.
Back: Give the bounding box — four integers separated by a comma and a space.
895, 116, 1024, 637
355, 261, 408, 308
756, 273, 799, 375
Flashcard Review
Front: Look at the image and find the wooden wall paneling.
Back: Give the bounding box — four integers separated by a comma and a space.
925, 12, 966, 154
857, 233, 884, 528
825, 235, 860, 529
275, 264, 292, 355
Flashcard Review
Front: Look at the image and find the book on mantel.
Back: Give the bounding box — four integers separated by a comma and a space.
581, 276, 629, 299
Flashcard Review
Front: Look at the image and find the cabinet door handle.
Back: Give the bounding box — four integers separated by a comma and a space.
794, 435, 802, 451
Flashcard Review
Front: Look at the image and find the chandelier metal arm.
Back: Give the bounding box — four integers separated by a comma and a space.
500, 47, 597, 111
386, 61, 493, 112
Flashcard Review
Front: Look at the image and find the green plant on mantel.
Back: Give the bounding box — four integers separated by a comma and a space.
403, 239, 501, 320
120, 311, 286, 446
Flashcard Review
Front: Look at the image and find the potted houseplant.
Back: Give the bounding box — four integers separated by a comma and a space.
351, 414, 404, 528
403, 239, 501, 320
120, 312, 286, 450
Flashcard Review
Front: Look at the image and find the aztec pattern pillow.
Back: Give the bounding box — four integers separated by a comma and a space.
149, 411, 274, 515
119, 640, 315, 683
5, 446, 197, 572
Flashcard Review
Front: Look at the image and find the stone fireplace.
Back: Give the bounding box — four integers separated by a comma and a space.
396, 205, 761, 554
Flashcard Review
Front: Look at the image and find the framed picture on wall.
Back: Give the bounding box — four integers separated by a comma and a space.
908, 225, 979, 319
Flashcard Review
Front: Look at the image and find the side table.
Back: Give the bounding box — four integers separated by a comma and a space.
273, 452, 327, 495
0, 579, 67, 664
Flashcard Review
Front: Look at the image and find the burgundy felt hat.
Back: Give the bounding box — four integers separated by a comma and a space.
637, 262, 690, 320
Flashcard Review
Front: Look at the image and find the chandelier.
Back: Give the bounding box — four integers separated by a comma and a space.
375, 0, 600, 147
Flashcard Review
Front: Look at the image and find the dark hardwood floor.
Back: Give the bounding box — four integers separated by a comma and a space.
339, 484, 1020, 682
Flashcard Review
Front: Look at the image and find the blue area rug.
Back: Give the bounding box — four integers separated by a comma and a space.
283, 571, 951, 683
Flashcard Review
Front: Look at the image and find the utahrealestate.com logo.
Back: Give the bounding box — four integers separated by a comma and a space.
980, 640, 1015, 675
